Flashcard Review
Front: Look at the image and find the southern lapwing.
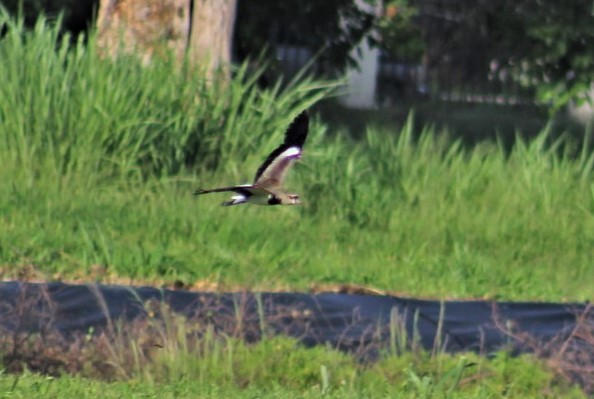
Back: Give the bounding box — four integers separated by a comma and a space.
194, 111, 309, 206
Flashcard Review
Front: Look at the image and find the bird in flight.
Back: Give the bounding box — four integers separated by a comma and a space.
194, 111, 309, 206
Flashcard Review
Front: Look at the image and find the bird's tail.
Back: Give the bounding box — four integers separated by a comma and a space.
194, 188, 210, 195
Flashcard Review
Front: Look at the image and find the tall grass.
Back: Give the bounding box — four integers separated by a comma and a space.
0, 12, 336, 183
291, 118, 593, 297
2, 115, 592, 300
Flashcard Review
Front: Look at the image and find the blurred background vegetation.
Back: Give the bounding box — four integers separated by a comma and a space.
2, 0, 594, 120
235, 0, 594, 125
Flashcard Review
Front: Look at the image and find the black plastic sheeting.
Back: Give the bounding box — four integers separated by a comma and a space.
0, 282, 589, 356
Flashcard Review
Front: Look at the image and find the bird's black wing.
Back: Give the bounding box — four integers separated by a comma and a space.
253, 111, 309, 183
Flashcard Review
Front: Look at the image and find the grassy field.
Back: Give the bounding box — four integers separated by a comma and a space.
0, 333, 586, 398
1, 13, 594, 397
2, 112, 593, 300
0, 361, 585, 399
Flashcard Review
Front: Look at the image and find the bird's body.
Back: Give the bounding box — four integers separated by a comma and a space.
194, 111, 309, 206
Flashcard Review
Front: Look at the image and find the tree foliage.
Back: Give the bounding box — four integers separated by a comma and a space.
233, 0, 377, 76
408, 0, 594, 110
507, 0, 594, 110
378, 0, 424, 62
4, 0, 594, 110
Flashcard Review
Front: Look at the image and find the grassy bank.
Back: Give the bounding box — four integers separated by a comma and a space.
0, 329, 586, 399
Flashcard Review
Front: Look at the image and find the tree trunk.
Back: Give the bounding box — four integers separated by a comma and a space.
187, 0, 237, 80
96, 0, 190, 64
96, 0, 237, 80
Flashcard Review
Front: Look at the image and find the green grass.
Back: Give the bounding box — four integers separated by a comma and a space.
2, 119, 593, 300
0, 336, 586, 399
0, 13, 335, 182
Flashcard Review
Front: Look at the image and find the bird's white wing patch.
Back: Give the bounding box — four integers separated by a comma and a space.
255, 146, 302, 188
281, 146, 301, 158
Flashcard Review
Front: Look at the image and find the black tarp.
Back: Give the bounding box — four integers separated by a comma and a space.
0, 281, 589, 356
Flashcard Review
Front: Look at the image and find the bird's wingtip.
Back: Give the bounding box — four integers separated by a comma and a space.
297, 109, 309, 122
193, 188, 207, 196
